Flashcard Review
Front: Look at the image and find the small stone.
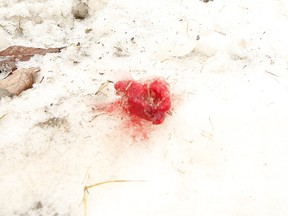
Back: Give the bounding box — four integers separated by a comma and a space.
32, 201, 43, 210
72, 3, 89, 20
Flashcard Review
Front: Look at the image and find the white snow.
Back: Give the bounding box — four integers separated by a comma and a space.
1, 0, 288, 215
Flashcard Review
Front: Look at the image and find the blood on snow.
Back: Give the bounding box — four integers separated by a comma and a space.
114, 78, 171, 125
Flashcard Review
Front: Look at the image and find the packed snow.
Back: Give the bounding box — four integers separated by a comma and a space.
1, 0, 288, 215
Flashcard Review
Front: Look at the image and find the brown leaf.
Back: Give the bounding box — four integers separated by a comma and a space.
0, 60, 17, 80
0, 67, 40, 96
0, 46, 65, 61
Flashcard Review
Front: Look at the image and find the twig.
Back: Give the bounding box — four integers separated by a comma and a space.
200, 65, 204, 73
88, 113, 105, 122
39, 76, 44, 83
265, 70, 279, 77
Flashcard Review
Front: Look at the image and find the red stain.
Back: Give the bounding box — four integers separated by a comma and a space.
114, 78, 171, 124
93, 78, 171, 140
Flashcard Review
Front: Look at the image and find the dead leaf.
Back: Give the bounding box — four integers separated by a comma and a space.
0, 46, 65, 61
0, 60, 17, 80
0, 67, 40, 96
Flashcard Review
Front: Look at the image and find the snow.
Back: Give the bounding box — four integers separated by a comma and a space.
1, 0, 288, 215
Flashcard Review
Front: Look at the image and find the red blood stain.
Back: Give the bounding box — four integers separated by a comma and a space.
114, 78, 171, 125
93, 78, 171, 140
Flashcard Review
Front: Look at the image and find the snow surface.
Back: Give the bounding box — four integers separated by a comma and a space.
1, 0, 288, 215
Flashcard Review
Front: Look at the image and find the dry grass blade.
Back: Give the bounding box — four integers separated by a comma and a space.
0, 114, 6, 120
0, 67, 40, 95
0, 46, 65, 61
95, 80, 113, 95
83, 180, 145, 216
